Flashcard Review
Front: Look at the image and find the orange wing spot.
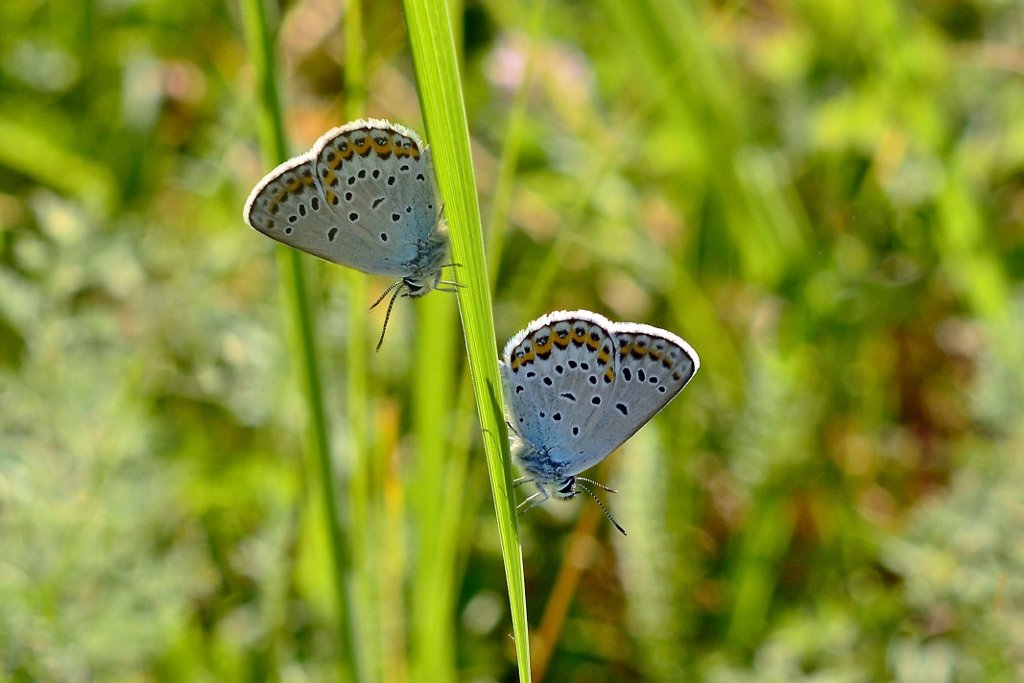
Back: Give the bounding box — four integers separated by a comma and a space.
325, 190, 338, 205
604, 367, 615, 383
619, 342, 632, 357
353, 136, 373, 156
532, 333, 554, 356
672, 371, 682, 381
410, 145, 421, 160
302, 174, 315, 186
661, 358, 673, 369
329, 154, 343, 169
323, 171, 337, 187
267, 201, 279, 216
553, 334, 570, 349
285, 177, 302, 192
648, 349, 663, 361
511, 343, 536, 370
372, 135, 393, 157
339, 143, 356, 161
597, 348, 611, 365
585, 336, 600, 351
394, 141, 412, 158
572, 327, 587, 342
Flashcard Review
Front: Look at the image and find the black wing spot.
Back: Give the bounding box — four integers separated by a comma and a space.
372, 197, 385, 208
638, 368, 646, 382
348, 176, 357, 185
553, 412, 561, 421
288, 215, 298, 223
400, 164, 410, 172
623, 368, 632, 381
649, 376, 659, 384
539, 411, 546, 418
387, 176, 396, 186
543, 377, 552, 386
588, 376, 598, 385
358, 169, 366, 178
284, 226, 293, 234
392, 213, 401, 222
581, 362, 590, 371
658, 386, 667, 393
380, 233, 388, 242
519, 416, 524, 423
298, 204, 306, 216
615, 402, 628, 416
372, 169, 381, 178
516, 385, 525, 394
345, 191, 353, 201
526, 371, 536, 378
328, 228, 338, 241
416, 173, 425, 181
560, 392, 576, 401
349, 212, 359, 221
591, 396, 601, 405
572, 426, 580, 436
555, 364, 564, 374
568, 360, 578, 369
310, 196, 320, 210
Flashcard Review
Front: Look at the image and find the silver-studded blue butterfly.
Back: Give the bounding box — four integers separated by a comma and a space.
500, 310, 700, 534
243, 118, 455, 347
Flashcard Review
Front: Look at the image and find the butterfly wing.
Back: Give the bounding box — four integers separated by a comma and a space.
501, 311, 621, 476
311, 119, 443, 275
243, 119, 444, 278
568, 322, 699, 474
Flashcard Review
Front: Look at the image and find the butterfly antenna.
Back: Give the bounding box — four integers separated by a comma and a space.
576, 481, 627, 536
369, 280, 404, 310
576, 476, 619, 494
374, 284, 405, 352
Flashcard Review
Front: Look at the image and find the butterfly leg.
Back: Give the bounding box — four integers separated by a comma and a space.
516, 483, 549, 515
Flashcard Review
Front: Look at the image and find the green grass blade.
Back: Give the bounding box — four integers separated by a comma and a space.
238, 0, 358, 679
400, 1, 532, 680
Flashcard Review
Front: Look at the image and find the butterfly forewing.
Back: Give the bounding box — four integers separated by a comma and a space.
312, 120, 440, 254
502, 311, 619, 461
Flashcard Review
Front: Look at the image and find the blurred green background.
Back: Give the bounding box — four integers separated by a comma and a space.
2, 0, 1023, 681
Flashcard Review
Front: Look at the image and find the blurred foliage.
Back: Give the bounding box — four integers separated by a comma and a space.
1, 0, 1023, 681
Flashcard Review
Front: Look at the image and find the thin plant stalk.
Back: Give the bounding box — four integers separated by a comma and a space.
401, 0, 532, 680
238, 0, 358, 679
